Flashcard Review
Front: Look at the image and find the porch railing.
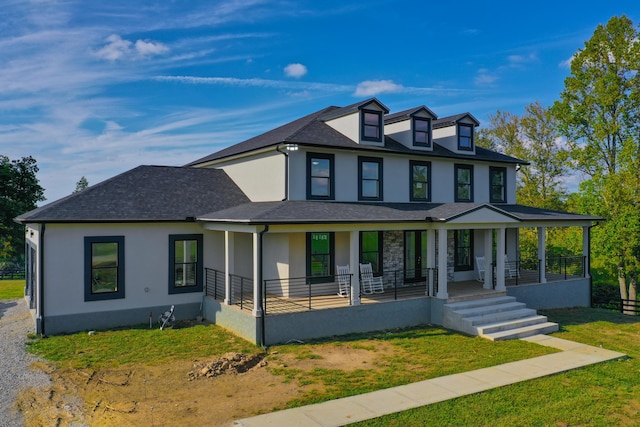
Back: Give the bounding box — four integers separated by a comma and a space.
361, 267, 439, 302
205, 268, 225, 301
204, 268, 254, 312
494, 256, 586, 287
263, 274, 353, 314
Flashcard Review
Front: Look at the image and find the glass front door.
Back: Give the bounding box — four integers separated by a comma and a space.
404, 231, 427, 282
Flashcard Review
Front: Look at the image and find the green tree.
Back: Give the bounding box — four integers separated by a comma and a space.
551, 15, 640, 305
74, 176, 89, 193
0, 156, 45, 266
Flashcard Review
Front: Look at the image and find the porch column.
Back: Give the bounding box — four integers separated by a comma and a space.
483, 229, 493, 289
437, 229, 448, 299
426, 229, 436, 296
583, 225, 591, 278
224, 231, 234, 305
252, 232, 263, 317
495, 227, 506, 291
538, 226, 547, 283
349, 230, 361, 305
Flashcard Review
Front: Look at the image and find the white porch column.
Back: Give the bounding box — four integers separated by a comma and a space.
252, 232, 263, 317
437, 229, 448, 299
349, 230, 361, 305
495, 227, 506, 291
483, 229, 494, 289
224, 231, 234, 305
426, 229, 436, 296
583, 225, 591, 278
538, 226, 547, 283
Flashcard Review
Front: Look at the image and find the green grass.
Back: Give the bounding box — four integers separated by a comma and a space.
353, 308, 640, 426
0, 280, 25, 299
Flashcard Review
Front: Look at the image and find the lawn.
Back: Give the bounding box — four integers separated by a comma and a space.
0, 279, 25, 299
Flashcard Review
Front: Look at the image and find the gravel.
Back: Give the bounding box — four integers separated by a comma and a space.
0, 298, 51, 427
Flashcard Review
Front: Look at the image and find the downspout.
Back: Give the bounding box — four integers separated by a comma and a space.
38, 223, 46, 337
258, 224, 269, 349
275, 145, 289, 201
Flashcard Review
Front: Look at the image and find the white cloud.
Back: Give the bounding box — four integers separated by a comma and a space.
559, 55, 574, 68
135, 39, 170, 56
284, 63, 307, 78
93, 34, 169, 61
474, 69, 498, 86
354, 80, 403, 97
507, 53, 538, 66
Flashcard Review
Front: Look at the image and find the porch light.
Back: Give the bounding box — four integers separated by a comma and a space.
283, 143, 299, 151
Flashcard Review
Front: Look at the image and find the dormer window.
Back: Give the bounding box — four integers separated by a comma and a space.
362, 110, 383, 142
458, 123, 474, 151
413, 117, 431, 147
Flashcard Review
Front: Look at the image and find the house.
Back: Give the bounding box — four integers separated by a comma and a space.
17, 98, 600, 344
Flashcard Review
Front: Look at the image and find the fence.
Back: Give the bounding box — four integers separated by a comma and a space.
620, 299, 640, 316
0, 269, 25, 280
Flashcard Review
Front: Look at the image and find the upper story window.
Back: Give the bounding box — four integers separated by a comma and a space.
410, 160, 431, 202
455, 164, 473, 202
84, 236, 125, 301
358, 157, 383, 200
458, 123, 474, 151
362, 110, 383, 142
169, 234, 203, 294
307, 153, 334, 200
490, 167, 507, 203
413, 117, 431, 147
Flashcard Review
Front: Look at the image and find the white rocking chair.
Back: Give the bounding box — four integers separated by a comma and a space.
505, 255, 519, 278
359, 263, 384, 294
475, 256, 486, 282
336, 264, 351, 297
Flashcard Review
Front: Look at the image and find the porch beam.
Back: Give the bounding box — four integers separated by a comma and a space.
483, 229, 493, 289
224, 231, 234, 305
437, 229, 448, 299
495, 227, 506, 291
538, 226, 547, 283
349, 231, 361, 305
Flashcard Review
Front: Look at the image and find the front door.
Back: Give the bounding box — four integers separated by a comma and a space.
404, 231, 427, 282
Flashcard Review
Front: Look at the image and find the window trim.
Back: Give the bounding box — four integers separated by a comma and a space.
489, 166, 507, 203
413, 117, 432, 147
169, 234, 204, 294
458, 123, 474, 151
410, 160, 431, 202
358, 156, 383, 201
454, 164, 474, 202
307, 152, 335, 200
361, 109, 383, 142
454, 229, 474, 272
84, 236, 125, 301
359, 231, 383, 276
306, 232, 335, 283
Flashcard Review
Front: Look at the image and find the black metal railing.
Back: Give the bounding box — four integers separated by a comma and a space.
205, 268, 225, 301
0, 269, 25, 280
620, 299, 640, 316
204, 268, 254, 311
363, 267, 439, 301
546, 255, 586, 279
263, 274, 353, 314
493, 256, 586, 287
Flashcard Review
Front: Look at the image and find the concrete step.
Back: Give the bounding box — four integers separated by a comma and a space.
481, 322, 559, 341
451, 301, 526, 318
465, 308, 538, 327
444, 295, 516, 311
475, 314, 550, 335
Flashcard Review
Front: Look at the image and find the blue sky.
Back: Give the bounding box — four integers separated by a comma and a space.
1, 1, 638, 203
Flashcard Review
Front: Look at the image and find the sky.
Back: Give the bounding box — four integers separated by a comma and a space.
1, 0, 639, 204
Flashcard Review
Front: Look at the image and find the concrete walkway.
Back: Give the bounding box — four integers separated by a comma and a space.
234, 335, 626, 427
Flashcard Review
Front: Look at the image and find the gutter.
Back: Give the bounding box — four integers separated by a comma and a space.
257, 224, 269, 349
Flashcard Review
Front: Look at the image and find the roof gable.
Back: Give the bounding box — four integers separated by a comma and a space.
433, 113, 480, 129
384, 106, 438, 124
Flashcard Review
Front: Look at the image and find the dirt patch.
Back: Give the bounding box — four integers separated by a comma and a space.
17, 341, 391, 426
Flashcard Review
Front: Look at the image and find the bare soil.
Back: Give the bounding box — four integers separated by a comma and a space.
16, 342, 394, 427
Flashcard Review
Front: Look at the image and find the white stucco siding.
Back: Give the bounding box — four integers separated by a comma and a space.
383, 156, 408, 202
263, 233, 289, 281
475, 165, 490, 202
385, 120, 411, 147
433, 126, 457, 152
431, 161, 454, 203
233, 232, 253, 278
41, 223, 221, 317
289, 233, 306, 278
324, 113, 359, 143
334, 152, 358, 201
217, 152, 285, 202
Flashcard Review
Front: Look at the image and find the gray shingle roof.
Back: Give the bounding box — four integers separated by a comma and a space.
433, 113, 480, 129
16, 166, 250, 223
384, 106, 438, 124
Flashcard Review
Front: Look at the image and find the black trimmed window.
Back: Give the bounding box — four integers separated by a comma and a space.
85, 236, 125, 301
360, 231, 383, 275
413, 117, 431, 147
362, 110, 383, 142
169, 234, 203, 294
458, 123, 474, 150
454, 229, 474, 271
410, 160, 431, 201
358, 156, 383, 200
307, 232, 335, 283
455, 164, 473, 202
307, 153, 335, 200
490, 167, 507, 203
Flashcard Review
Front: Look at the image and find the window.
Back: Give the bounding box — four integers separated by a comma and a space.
458, 123, 474, 150
360, 231, 383, 275
307, 153, 334, 200
362, 110, 382, 142
169, 234, 203, 294
455, 164, 474, 202
84, 236, 125, 301
454, 229, 473, 271
490, 167, 507, 203
358, 157, 383, 200
307, 232, 335, 282
410, 161, 431, 201
413, 117, 431, 147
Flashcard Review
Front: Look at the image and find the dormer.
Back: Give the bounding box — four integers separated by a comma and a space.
432, 113, 480, 155
320, 98, 389, 147
384, 106, 438, 152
